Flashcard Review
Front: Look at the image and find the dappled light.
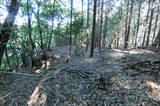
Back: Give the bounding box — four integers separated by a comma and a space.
111, 52, 125, 57
113, 49, 155, 55
28, 86, 48, 106
0, 0, 160, 105
146, 81, 160, 101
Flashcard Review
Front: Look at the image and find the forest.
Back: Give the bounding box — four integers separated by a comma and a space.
0, 0, 160, 105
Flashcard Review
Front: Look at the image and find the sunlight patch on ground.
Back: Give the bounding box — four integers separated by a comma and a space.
54, 54, 60, 59
117, 79, 131, 90
35, 60, 53, 74
113, 49, 123, 52
28, 86, 47, 106
84, 58, 97, 63
53, 70, 61, 75
35, 69, 43, 74
145, 81, 160, 101
111, 52, 125, 57
110, 49, 126, 57
113, 49, 155, 55
125, 51, 140, 54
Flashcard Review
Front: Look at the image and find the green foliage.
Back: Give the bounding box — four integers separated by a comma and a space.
1, 0, 86, 69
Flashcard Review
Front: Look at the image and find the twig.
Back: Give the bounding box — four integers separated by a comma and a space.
0, 92, 15, 100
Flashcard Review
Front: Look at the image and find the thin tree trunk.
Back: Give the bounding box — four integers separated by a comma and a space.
124, 0, 129, 49
5, 49, 11, 69
152, 28, 160, 47
37, 3, 44, 50
146, 0, 155, 47
86, 0, 90, 52
27, 0, 35, 51
142, 0, 151, 47
159, 30, 160, 48
124, 0, 134, 49
116, 34, 119, 48
102, 11, 109, 48
48, 0, 56, 49
152, 0, 159, 44
27, 0, 34, 69
80, 0, 84, 47
98, 0, 104, 51
132, 20, 136, 47
90, 0, 97, 57
69, 0, 73, 56
134, 0, 141, 47
0, 0, 21, 67
95, 0, 100, 49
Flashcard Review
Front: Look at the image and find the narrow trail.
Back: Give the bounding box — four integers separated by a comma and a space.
0, 47, 160, 106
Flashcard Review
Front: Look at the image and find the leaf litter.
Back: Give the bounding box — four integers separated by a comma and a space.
0, 47, 160, 106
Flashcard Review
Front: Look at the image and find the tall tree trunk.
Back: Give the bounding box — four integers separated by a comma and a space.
146, 0, 155, 47
26, 0, 35, 69
0, 0, 21, 67
86, 0, 90, 51
69, 0, 73, 56
124, 0, 134, 49
98, 0, 104, 51
27, 0, 34, 51
116, 34, 120, 48
142, 0, 151, 47
5, 49, 11, 69
116, 2, 122, 48
152, 0, 159, 44
102, 10, 109, 48
152, 28, 160, 48
74, 16, 77, 45
80, 0, 84, 47
134, 0, 141, 47
48, 0, 56, 49
37, 2, 44, 50
159, 30, 160, 48
95, 0, 100, 49
124, 0, 129, 49
132, 20, 136, 47
90, 0, 97, 57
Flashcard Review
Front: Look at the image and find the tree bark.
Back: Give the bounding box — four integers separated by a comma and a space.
69, 0, 73, 56
27, 0, 35, 51
146, 0, 155, 47
48, 0, 56, 49
5, 49, 11, 69
124, 0, 129, 49
90, 0, 97, 57
142, 0, 151, 47
102, 11, 109, 48
152, 28, 160, 48
86, 0, 90, 52
152, 0, 159, 44
134, 1, 141, 47
0, 0, 21, 67
37, 2, 44, 50
98, 0, 104, 51
124, 0, 134, 49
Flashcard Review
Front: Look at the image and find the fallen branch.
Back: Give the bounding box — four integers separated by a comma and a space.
0, 91, 17, 100
0, 71, 41, 77
61, 68, 94, 79
130, 70, 150, 77
0, 92, 13, 100
130, 69, 159, 77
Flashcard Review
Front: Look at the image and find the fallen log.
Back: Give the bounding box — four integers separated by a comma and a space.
0, 71, 41, 77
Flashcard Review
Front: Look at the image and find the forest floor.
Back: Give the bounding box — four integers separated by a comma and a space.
0, 46, 160, 106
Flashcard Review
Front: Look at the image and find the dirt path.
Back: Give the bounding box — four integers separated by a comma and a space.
0, 47, 160, 106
